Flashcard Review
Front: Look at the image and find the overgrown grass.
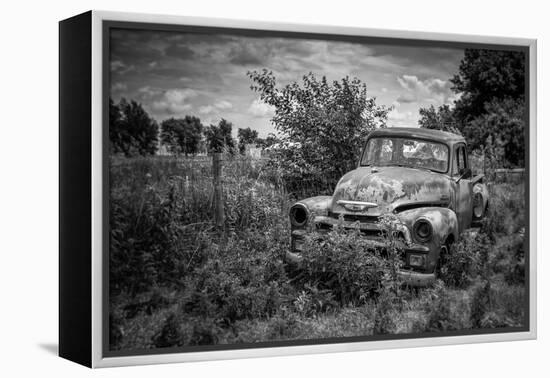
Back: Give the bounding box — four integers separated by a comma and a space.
109, 155, 526, 351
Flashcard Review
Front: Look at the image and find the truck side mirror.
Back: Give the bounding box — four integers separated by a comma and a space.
456, 168, 472, 183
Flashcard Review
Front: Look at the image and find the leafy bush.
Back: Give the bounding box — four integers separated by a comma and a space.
293, 285, 337, 317
440, 231, 486, 288
300, 230, 388, 304
248, 70, 390, 180
181, 266, 285, 324
298, 227, 398, 305
109, 181, 186, 295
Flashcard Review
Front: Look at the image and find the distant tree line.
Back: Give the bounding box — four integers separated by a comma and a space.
418, 49, 526, 167
109, 98, 271, 157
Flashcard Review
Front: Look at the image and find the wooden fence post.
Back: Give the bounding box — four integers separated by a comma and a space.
212, 153, 224, 229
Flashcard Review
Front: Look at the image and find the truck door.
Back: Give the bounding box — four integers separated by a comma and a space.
452, 144, 473, 233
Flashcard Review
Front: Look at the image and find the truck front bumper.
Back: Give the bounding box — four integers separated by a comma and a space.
288, 223, 436, 287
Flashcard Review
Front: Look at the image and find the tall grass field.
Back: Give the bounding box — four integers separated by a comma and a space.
109, 155, 526, 351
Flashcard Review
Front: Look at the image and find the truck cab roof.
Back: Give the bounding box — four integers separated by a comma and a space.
368, 127, 465, 145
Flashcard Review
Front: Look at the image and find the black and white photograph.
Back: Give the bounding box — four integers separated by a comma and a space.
4, 0, 550, 374
106, 24, 529, 354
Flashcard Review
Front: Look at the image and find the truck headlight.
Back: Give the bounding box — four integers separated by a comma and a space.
413, 219, 433, 242
290, 204, 308, 227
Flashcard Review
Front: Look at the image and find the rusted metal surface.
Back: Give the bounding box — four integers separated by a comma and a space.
367, 127, 465, 144
397, 207, 459, 272
296, 196, 332, 216
332, 166, 452, 216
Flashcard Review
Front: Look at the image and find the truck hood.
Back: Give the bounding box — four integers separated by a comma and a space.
331, 166, 452, 216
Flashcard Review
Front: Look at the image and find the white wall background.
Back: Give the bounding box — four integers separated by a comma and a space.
0, 0, 546, 376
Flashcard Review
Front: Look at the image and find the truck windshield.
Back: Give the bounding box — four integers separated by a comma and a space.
361, 137, 449, 173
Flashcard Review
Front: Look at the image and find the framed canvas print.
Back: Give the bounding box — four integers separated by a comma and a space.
59, 10, 537, 368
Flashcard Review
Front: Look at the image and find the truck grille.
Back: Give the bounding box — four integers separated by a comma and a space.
328, 211, 379, 223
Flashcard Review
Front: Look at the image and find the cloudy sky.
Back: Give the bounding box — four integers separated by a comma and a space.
110, 28, 464, 138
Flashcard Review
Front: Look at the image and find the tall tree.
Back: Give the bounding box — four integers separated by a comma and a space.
465, 97, 525, 167
237, 127, 259, 154
160, 116, 203, 155
110, 98, 132, 156
218, 119, 235, 151
109, 98, 159, 156
248, 69, 390, 177
119, 99, 159, 156
204, 119, 235, 153
418, 49, 526, 167
451, 49, 525, 122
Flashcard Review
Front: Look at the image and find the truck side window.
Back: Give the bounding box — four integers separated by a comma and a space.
456, 145, 467, 174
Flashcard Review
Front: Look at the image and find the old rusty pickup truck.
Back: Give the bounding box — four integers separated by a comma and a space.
287, 127, 489, 286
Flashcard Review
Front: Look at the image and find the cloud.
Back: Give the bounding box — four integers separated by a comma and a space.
111, 82, 127, 92
153, 103, 192, 114
388, 108, 414, 121
199, 100, 233, 115
228, 43, 266, 65
164, 44, 196, 59
108, 28, 464, 135
396, 92, 416, 104
137, 86, 162, 98
248, 99, 275, 118
151, 88, 197, 115
387, 108, 418, 127
110, 30, 164, 65
273, 39, 320, 58
165, 88, 196, 102
152, 101, 192, 115
397, 75, 425, 91
110, 60, 135, 75
214, 100, 233, 110
111, 60, 125, 71
395, 74, 454, 105
199, 105, 215, 114
427, 78, 451, 95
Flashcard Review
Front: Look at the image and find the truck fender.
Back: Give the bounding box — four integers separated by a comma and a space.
397, 207, 459, 247
290, 196, 332, 229
473, 182, 489, 219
